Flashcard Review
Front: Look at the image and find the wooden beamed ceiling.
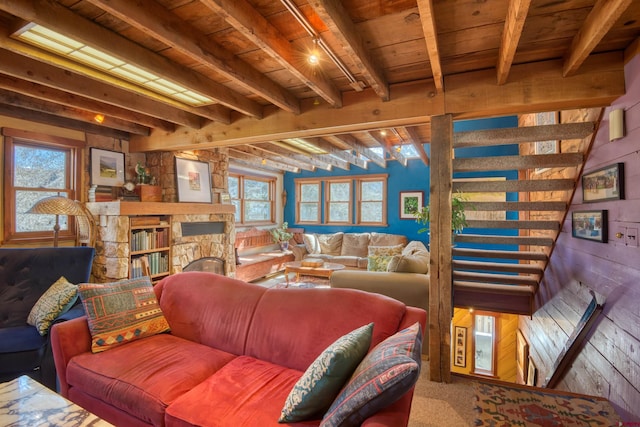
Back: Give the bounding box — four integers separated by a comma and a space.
0, 0, 636, 172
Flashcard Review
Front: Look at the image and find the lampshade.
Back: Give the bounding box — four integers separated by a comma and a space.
27, 196, 93, 247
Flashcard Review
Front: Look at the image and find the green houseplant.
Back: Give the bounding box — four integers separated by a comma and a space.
270, 222, 294, 250
414, 192, 469, 235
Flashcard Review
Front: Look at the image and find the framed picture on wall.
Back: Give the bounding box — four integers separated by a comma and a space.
399, 191, 423, 219
516, 330, 529, 384
175, 157, 212, 203
582, 163, 624, 202
527, 356, 537, 386
90, 148, 125, 187
572, 210, 608, 243
453, 326, 467, 368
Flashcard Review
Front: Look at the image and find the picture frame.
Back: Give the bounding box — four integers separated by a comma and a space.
399, 191, 423, 219
516, 329, 529, 384
175, 157, 212, 203
582, 163, 624, 203
453, 326, 467, 368
527, 356, 537, 386
90, 147, 125, 187
572, 210, 608, 243
533, 112, 559, 174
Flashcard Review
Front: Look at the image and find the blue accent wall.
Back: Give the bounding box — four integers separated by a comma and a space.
283, 116, 519, 245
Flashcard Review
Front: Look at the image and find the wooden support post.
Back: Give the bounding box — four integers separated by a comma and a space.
429, 114, 453, 382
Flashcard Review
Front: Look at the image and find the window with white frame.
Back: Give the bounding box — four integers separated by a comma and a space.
229, 173, 275, 224
358, 178, 385, 224
327, 180, 351, 224
3, 128, 82, 244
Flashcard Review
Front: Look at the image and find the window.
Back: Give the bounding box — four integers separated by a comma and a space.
3, 128, 82, 244
298, 182, 320, 223
229, 173, 275, 224
473, 313, 497, 376
295, 174, 387, 225
327, 180, 351, 224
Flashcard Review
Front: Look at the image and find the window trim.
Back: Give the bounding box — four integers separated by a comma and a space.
296, 180, 321, 224
229, 172, 276, 225
325, 179, 352, 225
3, 128, 83, 245
472, 311, 499, 377
356, 176, 387, 226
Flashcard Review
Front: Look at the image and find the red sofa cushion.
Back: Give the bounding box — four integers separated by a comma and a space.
155, 272, 266, 356
66, 333, 235, 426
165, 356, 319, 427
245, 287, 407, 371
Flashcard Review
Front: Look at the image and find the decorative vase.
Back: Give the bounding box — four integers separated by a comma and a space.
280, 242, 289, 251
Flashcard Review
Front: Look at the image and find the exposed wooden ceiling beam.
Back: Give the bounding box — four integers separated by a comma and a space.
233, 145, 315, 171
308, 0, 389, 100
257, 142, 332, 171
0, 102, 130, 139
496, 0, 531, 85
454, 122, 595, 147
85, 0, 300, 115
229, 158, 282, 174
0, 88, 149, 136
311, 153, 350, 171
228, 148, 300, 173
403, 126, 430, 166
368, 131, 407, 166
563, 0, 632, 77
0, 49, 205, 129
200, 0, 342, 107
302, 137, 367, 169
0, 0, 260, 119
416, 0, 443, 92
327, 134, 386, 169
0, 73, 173, 132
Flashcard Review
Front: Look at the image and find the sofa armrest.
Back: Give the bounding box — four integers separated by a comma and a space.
50, 316, 92, 397
289, 243, 308, 261
361, 392, 414, 427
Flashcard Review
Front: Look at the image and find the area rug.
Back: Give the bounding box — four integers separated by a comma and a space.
273, 275, 330, 289
473, 381, 621, 427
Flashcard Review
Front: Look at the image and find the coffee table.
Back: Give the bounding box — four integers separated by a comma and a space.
0, 375, 113, 426
283, 261, 345, 285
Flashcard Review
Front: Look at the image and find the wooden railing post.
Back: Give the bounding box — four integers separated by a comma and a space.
429, 114, 453, 382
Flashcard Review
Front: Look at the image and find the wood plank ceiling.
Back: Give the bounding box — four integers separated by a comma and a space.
0, 0, 636, 172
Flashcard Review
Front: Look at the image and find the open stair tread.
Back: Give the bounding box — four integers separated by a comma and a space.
455, 234, 555, 246
453, 259, 544, 275
453, 270, 540, 286
453, 280, 537, 294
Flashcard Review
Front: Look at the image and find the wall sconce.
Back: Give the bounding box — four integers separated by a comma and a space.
94, 114, 105, 124
609, 108, 625, 141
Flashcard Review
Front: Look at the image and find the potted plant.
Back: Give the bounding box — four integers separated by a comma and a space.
270, 222, 294, 251
414, 191, 469, 237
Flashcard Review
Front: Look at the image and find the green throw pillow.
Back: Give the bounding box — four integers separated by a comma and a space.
279, 323, 374, 422
367, 245, 404, 272
78, 276, 171, 353
27, 276, 78, 336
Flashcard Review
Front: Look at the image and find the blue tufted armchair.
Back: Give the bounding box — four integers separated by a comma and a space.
0, 247, 94, 390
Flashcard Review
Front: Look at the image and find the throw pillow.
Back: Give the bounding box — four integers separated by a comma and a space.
279, 323, 374, 423
367, 244, 403, 272
321, 322, 423, 427
340, 233, 370, 257
387, 251, 429, 274
78, 276, 171, 353
303, 233, 321, 254
27, 276, 78, 336
317, 233, 344, 255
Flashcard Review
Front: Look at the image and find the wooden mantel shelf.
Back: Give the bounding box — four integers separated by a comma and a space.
86, 201, 235, 216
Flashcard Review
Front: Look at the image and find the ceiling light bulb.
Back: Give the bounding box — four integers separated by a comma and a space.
261, 159, 267, 165
94, 114, 105, 123
380, 130, 387, 136
308, 39, 320, 65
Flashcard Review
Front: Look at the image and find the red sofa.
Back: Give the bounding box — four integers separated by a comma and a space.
51, 272, 426, 427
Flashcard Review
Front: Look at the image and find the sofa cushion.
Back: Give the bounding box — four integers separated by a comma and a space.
369, 233, 407, 247
321, 322, 422, 427
317, 233, 344, 255
166, 356, 306, 427
67, 333, 236, 427
78, 276, 170, 353
280, 323, 373, 422
367, 244, 404, 272
0, 326, 45, 354
27, 276, 78, 336
303, 233, 321, 254
340, 233, 370, 257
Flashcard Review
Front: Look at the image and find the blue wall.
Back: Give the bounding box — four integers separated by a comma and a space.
283, 116, 519, 245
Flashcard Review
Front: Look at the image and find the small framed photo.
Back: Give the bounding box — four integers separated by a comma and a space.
533, 112, 559, 174
175, 157, 212, 203
582, 163, 624, 203
572, 210, 608, 243
399, 191, 423, 219
90, 148, 125, 187
516, 330, 529, 384
453, 326, 467, 368
527, 356, 537, 386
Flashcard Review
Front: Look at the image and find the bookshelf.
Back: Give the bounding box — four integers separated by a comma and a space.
129, 216, 171, 282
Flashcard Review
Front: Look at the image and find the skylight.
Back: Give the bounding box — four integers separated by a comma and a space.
13, 24, 213, 107
283, 139, 326, 154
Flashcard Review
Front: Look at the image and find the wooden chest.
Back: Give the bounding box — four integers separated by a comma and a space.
135, 185, 163, 202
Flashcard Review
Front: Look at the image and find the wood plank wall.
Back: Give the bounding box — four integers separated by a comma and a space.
521, 53, 640, 421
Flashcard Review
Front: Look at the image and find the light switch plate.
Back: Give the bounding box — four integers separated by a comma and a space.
626, 228, 638, 247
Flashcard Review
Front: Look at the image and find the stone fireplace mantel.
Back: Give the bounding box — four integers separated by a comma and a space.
86, 201, 235, 216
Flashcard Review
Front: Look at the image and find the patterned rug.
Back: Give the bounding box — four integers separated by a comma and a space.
473, 381, 621, 427
272, 275, 330, 289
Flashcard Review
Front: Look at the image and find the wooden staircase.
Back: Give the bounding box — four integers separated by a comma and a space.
449, 113, 600, 316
